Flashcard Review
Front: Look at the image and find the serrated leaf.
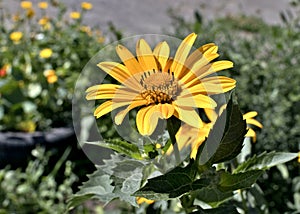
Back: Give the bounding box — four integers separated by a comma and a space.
67, 168, 114, 209
134, 160, 198, 198
234, 151, 298, 173
85, 139, 142, 160
68, 153, 146, 209
218, 170, 263, 192
198, 93, 247, 165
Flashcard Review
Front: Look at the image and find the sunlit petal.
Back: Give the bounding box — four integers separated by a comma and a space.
136, 39, 157, 71
171, 33, 197, 79
153, 41, 170, 71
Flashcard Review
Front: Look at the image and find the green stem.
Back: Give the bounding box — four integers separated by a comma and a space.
166, 118, 181, 165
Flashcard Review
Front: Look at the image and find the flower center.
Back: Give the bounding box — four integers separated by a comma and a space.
140, 70, 180, 104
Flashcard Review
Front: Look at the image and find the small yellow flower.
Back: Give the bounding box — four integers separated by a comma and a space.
26, 8, 35, 18
38, 17, 49, 26
10, 31, 23, 43
298, 152, 300, 163
97, 36, 105, 43
20, 1, 32, 9
39, 48, 53, 58
44, 69, 58, 83
81, 2, 93, 10
38, 2, 48, 9
136, 197, 155, 205
12, 14, 21, 22
70, 11, 81, 19
80, 25, 92, 36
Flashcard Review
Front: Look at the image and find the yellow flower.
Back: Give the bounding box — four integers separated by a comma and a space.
38, 2, 48, 9
243, 111, 263, 142
136, 197, 155, 205
12, 14, 21, 22
38, 17, 49, 25
298, 152, 300, 163
86, 33, 236, 136
10, 31, 23, 42
170, 123, 212, 159
26, 8, 35, 18
20, 1, 32, 9
81, 2, 93, 10
80, 25, 92, 36
39, 48, 53, 58
70, 11, 81, 19
44, 69, 58, 83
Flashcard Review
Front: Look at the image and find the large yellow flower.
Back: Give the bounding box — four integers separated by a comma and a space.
86, 33, 236, 136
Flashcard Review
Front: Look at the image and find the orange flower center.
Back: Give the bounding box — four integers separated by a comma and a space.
140, 70, 180, 104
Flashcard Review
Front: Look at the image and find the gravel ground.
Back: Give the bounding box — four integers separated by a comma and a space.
1, 0, 295, 36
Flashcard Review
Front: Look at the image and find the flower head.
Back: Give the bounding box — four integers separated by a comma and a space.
81, 2, 93, 10
44, 69, 58, 83
20, 1, 32, 9
10, 31, 23, 43
86, 33, 236, 136
38, 2, 48, 9
70, 11, 81, 19
39, 48, 53, 58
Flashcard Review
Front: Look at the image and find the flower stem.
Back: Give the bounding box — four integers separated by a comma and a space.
166, 117, 181, 165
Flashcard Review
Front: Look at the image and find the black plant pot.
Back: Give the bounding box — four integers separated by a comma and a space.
0, 127, 78, 169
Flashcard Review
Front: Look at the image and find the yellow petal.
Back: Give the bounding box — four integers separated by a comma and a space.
246, 118, 263, 128
85, 84, 122, 93
116, 45, 143, 74
182, 44, 218, 74
174, 106, 203, 128
136, 105, 160, 135
175, 93, 217, 109
198, 60, 233, 79
156, 103, 174, 119
243, 111, 258, 119
200, 76, 236, 93
94, 100, 130, 119
204, 108, 218, 123
97, 62, 142, 90
245, 128, 257, 142
153, 41, 170, 71
136, 39, 157, 71
171, 33, 197, 79
183, 82, 227, 95
86, 86, 139, 101
114, 100, 148, 125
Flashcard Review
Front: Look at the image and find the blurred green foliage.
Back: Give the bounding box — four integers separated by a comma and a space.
0, 147, 75, 213
0, 0, 105, 131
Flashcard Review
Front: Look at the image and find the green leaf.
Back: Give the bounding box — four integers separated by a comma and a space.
234, 151, 298, 173
218, 170, 263, 192
85, 139, 142, 160
193, 186, 233, 204
198, 93, 247, 165
134, 160, 198, 199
